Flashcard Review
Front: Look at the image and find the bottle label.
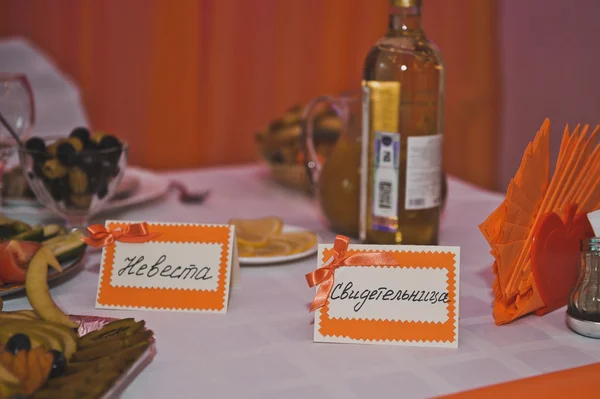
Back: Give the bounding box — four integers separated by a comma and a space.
405, 134, 443, 210
372, 132, 400, 220
360, 81, 401, 236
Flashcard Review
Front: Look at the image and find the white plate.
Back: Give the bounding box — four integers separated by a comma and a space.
0, 167, 169, 219
240, 225, 320, 266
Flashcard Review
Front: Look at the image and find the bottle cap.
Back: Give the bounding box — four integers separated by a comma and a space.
582, 237, 600, 252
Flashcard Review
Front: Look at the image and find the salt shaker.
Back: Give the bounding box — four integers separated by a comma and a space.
567, 237, 600, 337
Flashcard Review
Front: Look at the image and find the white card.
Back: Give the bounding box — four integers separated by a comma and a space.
95, 220, 240, 313
311, 242, 460, 347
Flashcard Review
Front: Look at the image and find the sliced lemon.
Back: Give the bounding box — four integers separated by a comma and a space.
236, 230, 269, 247
253, 238, 293, 257
229, 216, 283, 238
238, 243, 256, 257
274, 231, 318, 252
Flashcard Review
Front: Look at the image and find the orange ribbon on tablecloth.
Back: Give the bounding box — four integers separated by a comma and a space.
305, 235, 399, 312
81, 222, 161, 248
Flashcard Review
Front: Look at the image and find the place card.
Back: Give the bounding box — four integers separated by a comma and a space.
88, 220, 240, 313
306, 235, 460, 347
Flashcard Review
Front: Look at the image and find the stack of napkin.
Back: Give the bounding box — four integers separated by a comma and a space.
480, 119, 600, 325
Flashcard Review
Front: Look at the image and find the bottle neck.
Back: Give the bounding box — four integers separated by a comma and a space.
388, 4, 422, 35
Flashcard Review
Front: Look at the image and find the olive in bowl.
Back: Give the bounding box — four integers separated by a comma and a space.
18, 128, 128, 228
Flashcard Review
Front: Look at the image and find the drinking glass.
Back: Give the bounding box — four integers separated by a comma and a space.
0, 73, 35, 204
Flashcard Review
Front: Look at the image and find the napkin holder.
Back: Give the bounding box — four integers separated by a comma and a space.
530, 204, 594, 316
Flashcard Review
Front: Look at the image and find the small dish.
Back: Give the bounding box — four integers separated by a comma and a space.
0, 251, 85, 297
240, 225, 319, 266
1, 167, 169, 218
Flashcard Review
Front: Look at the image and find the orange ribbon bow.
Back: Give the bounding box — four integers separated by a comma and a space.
305, 235, 399, 312
81, 222, 162, 248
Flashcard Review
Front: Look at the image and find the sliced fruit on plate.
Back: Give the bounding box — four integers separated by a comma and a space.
274, 231, 318, 253
0, 319, 77, 361
0, 240, 42, 284
0, 361, 23, 398
25, 247, 79, 329
42, 230, 87, 263
229, 216, 318, 258
0, 216, 30, 241
0, 346, 54, 395
228, 216, 283, 238
237, 243, 256, 257
253, 238, 294, 257
235, 230, 269, 247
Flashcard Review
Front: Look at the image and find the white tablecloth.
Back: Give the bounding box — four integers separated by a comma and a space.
3, 165, 600, 399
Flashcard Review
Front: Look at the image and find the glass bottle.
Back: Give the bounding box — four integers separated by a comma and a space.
360, 0, 445, 245
568, 238, 600, 323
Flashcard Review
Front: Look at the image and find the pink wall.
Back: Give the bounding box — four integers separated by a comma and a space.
499, 0, 600, 189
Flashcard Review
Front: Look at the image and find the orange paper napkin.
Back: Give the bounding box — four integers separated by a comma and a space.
434, 362, 600, 399
480, 119, 600, 325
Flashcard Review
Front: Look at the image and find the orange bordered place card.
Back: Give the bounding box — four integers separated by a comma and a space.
89, 220, 240, 313
306, 235, 460, 347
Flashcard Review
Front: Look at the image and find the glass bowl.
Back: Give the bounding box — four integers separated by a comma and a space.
18, 135, 128, 228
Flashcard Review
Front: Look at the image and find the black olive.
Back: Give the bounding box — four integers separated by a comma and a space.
59, 178, 71, 202
5, 333, 31, 353
27, 171, 35, 180
87, 173, 100, 194
48, 349, 67, 378
69, 126, 91, 145
100, 136, 123, 164
84, 140, 99, 151
98, 135, 121, 150
25, 137, 46, 152
56, 141, 77, 166
76, 152, 99, 172
48, 179, 62, 201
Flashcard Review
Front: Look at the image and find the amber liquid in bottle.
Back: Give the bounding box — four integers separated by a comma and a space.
360, 0, 445, 245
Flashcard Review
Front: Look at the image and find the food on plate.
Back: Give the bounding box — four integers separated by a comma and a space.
0, 241, 41, 284
0, 245, 153, 398
18, 127, 124, 210
228, 216, 317, 258
0, 317, 153, 398
25, 247, 78, 329
0, 216, 87, 288
0, 346, 54, 396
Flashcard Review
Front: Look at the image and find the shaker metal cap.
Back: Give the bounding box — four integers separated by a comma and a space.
390, 0, 421, 7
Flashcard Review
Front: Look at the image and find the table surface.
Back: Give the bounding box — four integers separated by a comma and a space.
2, 38, 599, 399
3, 165, 600, 399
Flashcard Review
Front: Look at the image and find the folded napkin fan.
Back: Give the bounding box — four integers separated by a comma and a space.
480, 119, 600, 325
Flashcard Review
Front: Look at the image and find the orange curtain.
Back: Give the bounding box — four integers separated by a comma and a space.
0, 0, 500, 189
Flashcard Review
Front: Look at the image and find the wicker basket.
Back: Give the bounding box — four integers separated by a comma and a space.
256, 103, 340, 193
